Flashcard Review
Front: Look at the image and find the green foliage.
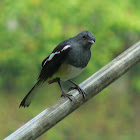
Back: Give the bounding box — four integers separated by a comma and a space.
0, 0, 140, 139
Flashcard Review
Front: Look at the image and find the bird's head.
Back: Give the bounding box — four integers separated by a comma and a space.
75, 30, 96, 48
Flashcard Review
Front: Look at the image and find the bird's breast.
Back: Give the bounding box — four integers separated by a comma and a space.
52, 62, 85, 81
66, 47, 91, 68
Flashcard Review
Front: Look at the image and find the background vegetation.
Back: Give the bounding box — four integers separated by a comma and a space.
0, 0, 140, 139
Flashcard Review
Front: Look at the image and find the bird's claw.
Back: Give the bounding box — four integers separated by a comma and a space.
61, 92, 73, 101
69, 86, 86, 99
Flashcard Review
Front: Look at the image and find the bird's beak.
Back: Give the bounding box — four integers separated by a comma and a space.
88, 40, 95, 44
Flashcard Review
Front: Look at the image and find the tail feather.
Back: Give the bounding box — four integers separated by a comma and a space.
19, 81, 44, 108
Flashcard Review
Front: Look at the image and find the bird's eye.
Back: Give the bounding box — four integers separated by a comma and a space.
82, 35, 86, 38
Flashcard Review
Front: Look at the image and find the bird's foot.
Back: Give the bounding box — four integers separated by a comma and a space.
61, 92, 73, 102
69, 85, 86, 99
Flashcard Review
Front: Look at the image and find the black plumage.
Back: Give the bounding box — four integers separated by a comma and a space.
19, 30, 96, 108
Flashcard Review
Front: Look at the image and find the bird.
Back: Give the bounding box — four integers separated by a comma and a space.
19, 30, 96, 108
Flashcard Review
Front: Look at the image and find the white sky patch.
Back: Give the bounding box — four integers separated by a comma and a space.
43, 45, 71, 66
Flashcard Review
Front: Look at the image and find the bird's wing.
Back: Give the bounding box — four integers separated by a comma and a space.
38, 44, 71, 82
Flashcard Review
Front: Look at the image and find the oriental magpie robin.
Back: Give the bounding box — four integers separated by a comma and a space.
19, 31, 96, 108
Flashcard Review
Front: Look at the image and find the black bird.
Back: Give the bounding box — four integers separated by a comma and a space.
19, 30, 96, 108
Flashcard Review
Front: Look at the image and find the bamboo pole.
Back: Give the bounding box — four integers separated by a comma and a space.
4, 41, 140, 140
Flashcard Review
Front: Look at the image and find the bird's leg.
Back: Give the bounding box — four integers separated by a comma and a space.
68, 80, 86, 99
48, 78, 60, 84
57, 78, 73, 101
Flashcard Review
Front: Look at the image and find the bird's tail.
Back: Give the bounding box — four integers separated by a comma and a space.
19, 80, 45, 108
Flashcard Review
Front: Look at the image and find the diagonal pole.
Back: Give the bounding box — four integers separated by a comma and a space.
4, 41, 140, 140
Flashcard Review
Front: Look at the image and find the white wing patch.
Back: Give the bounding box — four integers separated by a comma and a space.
47, 52, 60, 61
61, 45, 71, 51
43, 45, 71, 66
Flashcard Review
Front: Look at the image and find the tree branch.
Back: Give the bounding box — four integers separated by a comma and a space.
4, 41, 140, 140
